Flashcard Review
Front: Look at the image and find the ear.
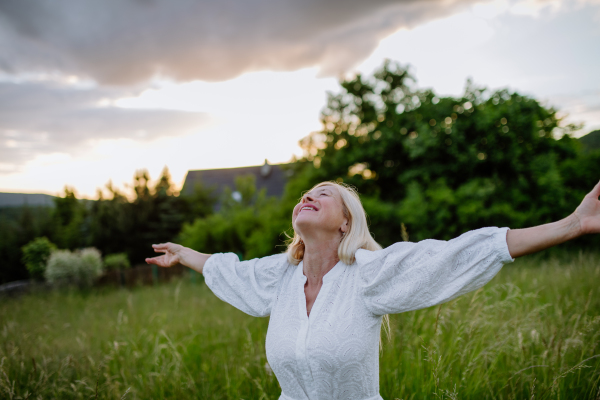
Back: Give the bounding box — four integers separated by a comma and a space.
340, 219, 349, 234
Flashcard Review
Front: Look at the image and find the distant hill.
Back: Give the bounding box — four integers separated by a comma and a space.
0, 192, 56, 207
579, 130, 600, 153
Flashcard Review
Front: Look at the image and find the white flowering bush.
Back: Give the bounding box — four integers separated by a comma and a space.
78, 248, 104, 286
45, 248, 104, 287
45, 250, 79, 284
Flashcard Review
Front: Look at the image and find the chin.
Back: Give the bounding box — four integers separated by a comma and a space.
294, 215, 317, 231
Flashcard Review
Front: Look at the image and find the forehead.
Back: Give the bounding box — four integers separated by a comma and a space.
306, 184, 338, 196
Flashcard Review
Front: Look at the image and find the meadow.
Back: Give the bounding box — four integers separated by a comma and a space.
1, 252, 599, 399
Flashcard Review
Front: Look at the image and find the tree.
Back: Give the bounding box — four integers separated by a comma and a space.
21, 237, 56, 281
0, 205, 53, 283
88, 181, 130, 257
178, 174, 282, 258
297, 60, 590, 244
52, 187, 87, 249
103, 253, 131, 271
181, 182, 217, 219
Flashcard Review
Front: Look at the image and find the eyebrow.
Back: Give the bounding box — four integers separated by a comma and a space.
308, 187, 333, 196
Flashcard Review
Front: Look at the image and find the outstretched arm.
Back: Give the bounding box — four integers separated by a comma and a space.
145, 243, 211, 274
507, 180, 600, 258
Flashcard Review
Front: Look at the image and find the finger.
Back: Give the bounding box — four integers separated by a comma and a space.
146, 257, 158, 265
146, 256, 166, 267
590, 179, 600, 198
152, 243, 169, 250
153, 247, 167, 254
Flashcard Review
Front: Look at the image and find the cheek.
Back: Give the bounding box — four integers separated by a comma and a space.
292, 204, 301, 221
329, 204, 346, 225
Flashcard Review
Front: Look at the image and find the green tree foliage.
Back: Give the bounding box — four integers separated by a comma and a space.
2, 60, 598, 284
2, 166, 218, 283
103, 253, 131, 271
52, 187, 87, 249
186, 182, 218, 218
21, 237, 56, 280
177, 164, 337, 260
88, 181, 130, 258
179, 175, 284, 259
88, 166, 218, 266
299, 60, 596, 245
578, 129, 600, 153
0, 205, 53, 284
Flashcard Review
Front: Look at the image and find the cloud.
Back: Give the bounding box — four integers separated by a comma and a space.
0, 80, 209, 170
548, 89, 600, 134
0, 0, 480, 85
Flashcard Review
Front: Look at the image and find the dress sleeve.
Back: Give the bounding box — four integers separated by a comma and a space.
202, 252, 290, 317
357, 227, 514, 316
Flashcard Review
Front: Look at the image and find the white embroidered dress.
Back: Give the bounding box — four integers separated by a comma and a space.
203, 226, 514, 400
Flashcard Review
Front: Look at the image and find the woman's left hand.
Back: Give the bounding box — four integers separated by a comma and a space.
573, 180, 600, 235
507, 179, 599, 258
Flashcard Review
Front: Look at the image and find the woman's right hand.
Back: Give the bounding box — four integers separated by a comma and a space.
146, 243, 211, 273
146, 242, 183, 268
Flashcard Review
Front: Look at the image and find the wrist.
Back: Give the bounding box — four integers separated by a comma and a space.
565, 213, 584, 238
175, 246, 193, 268
181, 247, 211, 273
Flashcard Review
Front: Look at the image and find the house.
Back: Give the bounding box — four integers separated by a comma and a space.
181, 160, 290, 208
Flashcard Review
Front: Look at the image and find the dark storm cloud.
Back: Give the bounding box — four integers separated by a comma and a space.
0, 0, 478, 84
0, 0, 479, 173
0, 81, 208, 169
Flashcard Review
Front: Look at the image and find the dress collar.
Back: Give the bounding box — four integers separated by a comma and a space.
296, 259, 346, 285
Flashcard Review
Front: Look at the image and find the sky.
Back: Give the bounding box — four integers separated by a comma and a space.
1, 0, 599, 198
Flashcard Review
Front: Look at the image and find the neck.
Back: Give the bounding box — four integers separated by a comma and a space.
302, 234, 341, 286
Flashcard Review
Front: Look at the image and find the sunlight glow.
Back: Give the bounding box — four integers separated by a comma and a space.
115, 67, 338, 116
2, 69, 340, 197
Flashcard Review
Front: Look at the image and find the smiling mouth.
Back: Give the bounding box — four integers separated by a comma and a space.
300, 206, 317, 212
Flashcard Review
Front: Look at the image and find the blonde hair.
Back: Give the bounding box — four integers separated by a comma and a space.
286, 181, 382, 266
286, 181, 390, 344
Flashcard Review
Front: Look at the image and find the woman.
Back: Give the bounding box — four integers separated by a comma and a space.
146, 180, 600, 400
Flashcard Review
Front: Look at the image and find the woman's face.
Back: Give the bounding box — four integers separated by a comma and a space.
292, 184, 348, 239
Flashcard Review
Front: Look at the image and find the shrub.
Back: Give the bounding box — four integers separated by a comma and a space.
45, 250, 79, 284
104, 253, 131, 271
45, 248, 104, 288
78, 248, 104, 286
21, 237, 56, 281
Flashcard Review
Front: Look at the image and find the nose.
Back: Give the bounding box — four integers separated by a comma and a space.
302, 193, 314, 203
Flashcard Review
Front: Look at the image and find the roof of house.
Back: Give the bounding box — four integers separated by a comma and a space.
181, 160, 290, 200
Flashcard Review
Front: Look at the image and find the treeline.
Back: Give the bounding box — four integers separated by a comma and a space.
180, 61, 600, 258
0, 168, 216, 284
2, 60, 599, 284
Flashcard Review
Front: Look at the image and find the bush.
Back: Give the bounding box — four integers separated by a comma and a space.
103, 253, 131, 271
21, 237, 56, 281
45, 250, 79, 284
78, 248, 104, 286
45, 248, 104, 288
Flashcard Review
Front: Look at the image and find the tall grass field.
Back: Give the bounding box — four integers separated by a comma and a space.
1, 252, 599, 399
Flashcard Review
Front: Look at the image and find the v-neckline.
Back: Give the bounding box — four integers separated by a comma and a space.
298, 260, 344, 319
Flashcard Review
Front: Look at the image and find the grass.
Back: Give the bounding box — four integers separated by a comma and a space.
1, 251, 599, 399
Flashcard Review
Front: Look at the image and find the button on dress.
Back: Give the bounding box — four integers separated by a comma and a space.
203, 226, 514, 400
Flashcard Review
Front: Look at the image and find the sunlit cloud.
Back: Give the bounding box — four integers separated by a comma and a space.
357, 0, 600, 134
115, 67, 339, 116
0, 80, 210, 168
